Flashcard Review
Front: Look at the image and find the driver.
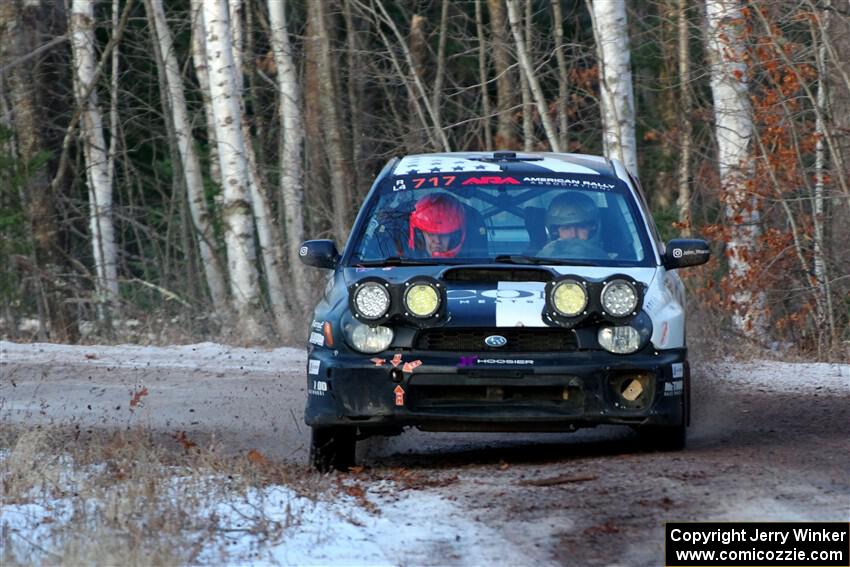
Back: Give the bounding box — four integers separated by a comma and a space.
408, 193, 466, 258
538, 192, 607, 259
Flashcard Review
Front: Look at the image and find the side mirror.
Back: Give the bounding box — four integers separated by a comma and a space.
663, 239, 711, 269
299, 240, 339, 269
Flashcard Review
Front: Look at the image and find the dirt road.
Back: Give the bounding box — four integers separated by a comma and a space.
2, 342, 848, 565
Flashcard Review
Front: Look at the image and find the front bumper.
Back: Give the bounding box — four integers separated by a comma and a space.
304, 348, 688, 431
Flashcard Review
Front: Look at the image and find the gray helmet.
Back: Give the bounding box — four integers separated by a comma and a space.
545, 192, 599, 233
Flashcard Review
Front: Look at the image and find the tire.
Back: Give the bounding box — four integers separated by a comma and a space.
637, 375, 689, 452
309, 427, 357, 472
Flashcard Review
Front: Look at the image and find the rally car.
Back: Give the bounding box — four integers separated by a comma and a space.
299, 151, 710, 471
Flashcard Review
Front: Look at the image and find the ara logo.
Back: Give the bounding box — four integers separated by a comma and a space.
461, 176, 520, 186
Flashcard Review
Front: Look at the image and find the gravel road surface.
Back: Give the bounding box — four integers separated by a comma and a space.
2, 341, 848, 566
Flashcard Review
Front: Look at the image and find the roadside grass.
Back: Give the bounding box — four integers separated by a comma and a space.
0, 425, 327, 565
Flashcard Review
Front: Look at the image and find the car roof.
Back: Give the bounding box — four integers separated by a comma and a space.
391, 151, 618, 178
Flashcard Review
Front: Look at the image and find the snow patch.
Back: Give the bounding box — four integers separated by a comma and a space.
0, 340, 306, 374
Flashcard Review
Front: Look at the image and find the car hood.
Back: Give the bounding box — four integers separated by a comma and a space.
342, 265, 658, 328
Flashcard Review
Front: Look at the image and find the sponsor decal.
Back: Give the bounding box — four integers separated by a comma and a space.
672, 248, 683, 258
394, 385, 405, 406
461, 175, 520, 186
309, 331, 324, 346
664, 380, 683, 397
522, 177, 616, 191
299, 246, 308, 256
309, 380, 328, 396
477, 358, 534, 365
458, 355, 479, 368
308, 359, 321, 375
377, 354, 421, 373
448, 282, 547, 327
671, 362, 684, 379
311, 320, 323, 332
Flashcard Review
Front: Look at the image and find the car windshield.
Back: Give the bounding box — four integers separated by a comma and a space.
348, 171, 655, 267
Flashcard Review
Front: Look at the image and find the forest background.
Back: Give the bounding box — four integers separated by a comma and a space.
0, 0, 847, 358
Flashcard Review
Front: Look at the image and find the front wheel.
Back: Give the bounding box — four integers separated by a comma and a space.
637, 373, 689, 451
309, 427, 356, 472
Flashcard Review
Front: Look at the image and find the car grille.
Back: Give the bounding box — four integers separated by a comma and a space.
415, 328, 578, 352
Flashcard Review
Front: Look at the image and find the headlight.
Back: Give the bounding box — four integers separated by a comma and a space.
598, 325, 641, 354
551, 279, 587, 317
353, 282, 390, 320
601, 279, 638, 317
404, 283, 440, 318
346, 321, 394, 353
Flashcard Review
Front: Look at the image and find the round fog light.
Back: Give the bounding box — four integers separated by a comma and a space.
552, 280, 587, 317
404, 283, 440, 317
354, 282, 390, 319
601, 279, 638, 317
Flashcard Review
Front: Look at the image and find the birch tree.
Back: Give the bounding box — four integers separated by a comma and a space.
705, 0, 765, 338
202, 0, 265, 339
505, 0, 561, 152
145, 0, 229, 312
268, 0, 311, 312
588, 0, 637, 174
190, 0, 221, 187
70, 0, 119, 310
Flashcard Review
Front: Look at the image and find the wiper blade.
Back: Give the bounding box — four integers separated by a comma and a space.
354, 256, 435, 266
494, 255, 599, 267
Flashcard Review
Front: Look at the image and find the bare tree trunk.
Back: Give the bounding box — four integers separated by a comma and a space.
2, 0, 78, 341
431, 0, 449, 135
343, 0, 368, 188
190, 0, 221, 187
505, 0, 561, 152
551, 0, 569, 151
812, 8, 836, 348
588, 0, 637, 174
407, 14, 429, 151
70, 0, 120, 311
145, 0, 229, 312
676, 0, 692, 235
268, 0, 311, 312
308, 0, 354, 244
705, 0, 765, 338
202, 0, 265, 340
487, 0, 518, 149
519, 1, 534, 151
474, 0, 493, 149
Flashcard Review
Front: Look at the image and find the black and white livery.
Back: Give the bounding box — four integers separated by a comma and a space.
300, 151, 710, 471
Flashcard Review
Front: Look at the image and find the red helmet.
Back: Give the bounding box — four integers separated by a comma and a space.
408, 194, 466, 258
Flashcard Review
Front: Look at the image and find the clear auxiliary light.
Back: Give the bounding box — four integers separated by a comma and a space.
601, 279, 638, 317
353, 282, 391, 320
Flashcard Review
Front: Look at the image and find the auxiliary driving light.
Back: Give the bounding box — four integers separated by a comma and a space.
404, 282, 440, 318
353, 281, 391, 320
551, 279, 588, 317
601, 279, 638, 317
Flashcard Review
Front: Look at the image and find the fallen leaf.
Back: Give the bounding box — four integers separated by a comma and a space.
247, 449, 268, 465
129, 387, 149, 409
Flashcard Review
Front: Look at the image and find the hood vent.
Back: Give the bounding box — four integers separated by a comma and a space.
442, 267, 553, 283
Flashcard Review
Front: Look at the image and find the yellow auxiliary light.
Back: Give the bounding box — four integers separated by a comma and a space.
552, 280, 587, 317
404, 283, 440, 318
